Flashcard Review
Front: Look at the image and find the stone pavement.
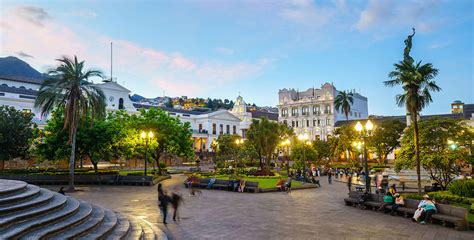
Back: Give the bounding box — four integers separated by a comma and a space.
56, 175, 474, 240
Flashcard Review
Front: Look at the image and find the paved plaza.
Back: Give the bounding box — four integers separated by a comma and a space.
60, 175, 473, 240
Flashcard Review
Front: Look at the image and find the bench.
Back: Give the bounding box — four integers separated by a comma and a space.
355, 186, 365, 192
245, 182, 259, 193
211, 179, 229, 190
343, 191, 469, 230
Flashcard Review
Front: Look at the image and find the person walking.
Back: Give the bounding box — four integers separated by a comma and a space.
347, 174, 352, 192
327, 170, 333, 184
171, 190, 184, 222
158, 183, 170, 224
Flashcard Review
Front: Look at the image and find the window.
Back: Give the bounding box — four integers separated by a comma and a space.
313, 105, 320, 115
281, 108, 288, 117
315, 135, 320, 140
19, 95, 36, 100
183, 114, 190, 117
118, 98, 124, 109
291, 121, 295, 127
325, 105, 331, 114
317, 119, 321, 126
226, 125, 230, 134
169, 112, 176, 115
350, 111, 353, 116
313, 119, 316, 127
219, 124, 223, 135
233, 126, 237, 134
302, 106, 309, 116
296, 121, 299, 127
212, 123, 216, 134
0, 93, 4, 96
306, 119, 310, 127
291, 108, 298, 116
199, 124, 203, 132
326, 118, 330, 126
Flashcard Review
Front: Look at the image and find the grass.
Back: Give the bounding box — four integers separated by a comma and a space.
195, 174, 302, 189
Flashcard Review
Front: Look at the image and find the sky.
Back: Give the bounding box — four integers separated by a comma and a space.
0, 0, 473, 116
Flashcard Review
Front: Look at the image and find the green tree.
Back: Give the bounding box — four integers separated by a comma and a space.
334, 91, 354, 121
134, 108, 193, 175
395, 118, 473, 190
0, 106, 35, 169
247, 117, 280, 172
312, 139, 332, 167
36, 110, 71, 166
35, 56, 106, 191
333, 125, 357, 164
290, 141, 317, 171
367, 120, 404, 165
384, 29, 441, 193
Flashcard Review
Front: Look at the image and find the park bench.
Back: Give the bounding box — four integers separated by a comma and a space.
244, 181, 259, 193
212, 179, 230, 190
343, 191, 469, 230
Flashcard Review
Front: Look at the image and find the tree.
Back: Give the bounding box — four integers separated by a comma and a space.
384, 29, 441, 193
134, 108, 193, 175
312, 139, 332, 167
395, 118, 473, 190
35, 56, 106, 191
334, 91, 354, 121
246, 117, 280, 172
333, 125, 357, 164
367, 120, 404, 165
290, 141, 317, 171
36, 110, 71, 165
0, 106, 35, 169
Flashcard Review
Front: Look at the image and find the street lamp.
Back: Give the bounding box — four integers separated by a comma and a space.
297, 133, 311, 180
280, 139, 291, 176
355, 120, 374, 192
234, 138, 244, 170
448, 140, 458, 150
141, 130, 153, 176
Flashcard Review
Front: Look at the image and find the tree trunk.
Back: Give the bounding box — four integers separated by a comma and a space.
92, 161, 98, 173
413, 114, 422, 194
68, 129, 77, 192
258, 152, 263, 170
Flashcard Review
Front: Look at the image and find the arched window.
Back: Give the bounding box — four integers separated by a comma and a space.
118, 98, 124, 109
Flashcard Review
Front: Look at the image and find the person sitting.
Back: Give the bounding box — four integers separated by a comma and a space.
388, 184, 397, 195
358, 191, 370, 209
419, 196, 437, 224
238, 179, 246, 192
276, 178, 285, 191
207, 178, 216, 189
391, 193, 404, 216
311, 176, 321, 187
413, 194, 430, 222
378, 192, 394, 212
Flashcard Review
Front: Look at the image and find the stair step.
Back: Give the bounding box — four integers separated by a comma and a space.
50, 203, 105, 239
78, 208, 118, 239
105, 213, 131, 240
132, 217, 158, 240
0, 197, 80, 239
124, 216, 145, 239
20, 201, 92, 239
0, 180, 27, 196
0, 190, 64, 227
0, 185, 41, 205
0, 188, 54, 214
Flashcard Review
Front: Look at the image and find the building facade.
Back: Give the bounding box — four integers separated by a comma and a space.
278, 83, 368, 140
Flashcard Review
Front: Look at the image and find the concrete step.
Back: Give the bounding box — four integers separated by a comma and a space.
0, 184, 41, 205
0, 180, 27, 196
124, 216, 145, 240
20, 201, 93, 239
50, 203, 105, 239
0, 190, 64, 227
78, 208, 118, 240
106, 213, 131, 240
0, 188, 54, 214
0, 197, 80, 239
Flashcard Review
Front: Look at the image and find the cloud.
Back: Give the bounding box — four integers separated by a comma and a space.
0, 6, 272, 98
13, 6, 51, 27
69, 10, 97, 18
429, 42, 450, 49
278, 0, 340, 28
16, 51, 34, 58
215, 47, 235, 55
355, 0, 440, 32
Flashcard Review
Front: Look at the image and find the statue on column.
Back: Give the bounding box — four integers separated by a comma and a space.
403, 28, 416, 63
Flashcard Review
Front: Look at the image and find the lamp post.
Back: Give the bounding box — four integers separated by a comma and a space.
280, 139, 291, 176
141, 131, 153, 176
297, 133, 311, 180
355, 120, 374, 192
234, 138, 244, 170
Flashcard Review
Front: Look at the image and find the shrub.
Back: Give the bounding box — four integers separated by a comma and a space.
403, 191, 474, 205
253, 170, 275, 176
448, 179, 474, 198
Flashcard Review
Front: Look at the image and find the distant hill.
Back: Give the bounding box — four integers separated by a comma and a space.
0, 56, 44, 79
130, 94, 145, 102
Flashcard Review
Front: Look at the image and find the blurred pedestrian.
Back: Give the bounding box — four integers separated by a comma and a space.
171, 190, 184, 222
347, 174, 352, 192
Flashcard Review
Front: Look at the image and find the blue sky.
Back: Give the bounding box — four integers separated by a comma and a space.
1, 0, 473, 116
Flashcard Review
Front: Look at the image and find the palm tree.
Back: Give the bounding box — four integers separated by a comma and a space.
334, 91, 354, 122
384, 59, 440, 193
35, 56, 106, 191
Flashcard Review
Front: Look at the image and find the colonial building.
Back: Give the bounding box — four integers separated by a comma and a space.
230, 95, 278, 138
278, 83, 368, 140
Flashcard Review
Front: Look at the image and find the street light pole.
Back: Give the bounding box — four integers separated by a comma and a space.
355, 120, 374, 193
141, 131, 154, 177
145, 137, 148, 176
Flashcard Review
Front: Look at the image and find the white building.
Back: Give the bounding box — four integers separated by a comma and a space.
278, 83, 368, 140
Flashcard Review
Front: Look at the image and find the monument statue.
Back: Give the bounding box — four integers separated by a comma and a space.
403, 28, 416, 63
